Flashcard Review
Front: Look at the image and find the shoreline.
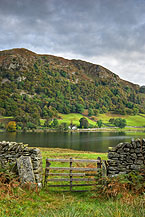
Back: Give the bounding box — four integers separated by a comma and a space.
1, 127, 145, 133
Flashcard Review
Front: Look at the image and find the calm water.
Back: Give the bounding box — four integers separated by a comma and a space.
0, 131, 145, 153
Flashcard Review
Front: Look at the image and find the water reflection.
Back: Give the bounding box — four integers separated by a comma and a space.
0, 131, 144, 153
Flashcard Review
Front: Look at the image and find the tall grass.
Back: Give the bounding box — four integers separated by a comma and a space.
0, 149, 144, 217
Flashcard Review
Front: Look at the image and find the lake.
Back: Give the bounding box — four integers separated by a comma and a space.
0, 131, 145, 153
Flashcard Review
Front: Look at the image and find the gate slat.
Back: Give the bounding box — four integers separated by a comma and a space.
48, 178, 96, 182
47, 183, 96, 187
46, 167, 99, 171
46, 158, 100, 163
48, 173, 97, 176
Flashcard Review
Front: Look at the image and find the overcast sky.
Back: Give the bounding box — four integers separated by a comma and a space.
0, 0, 145, 85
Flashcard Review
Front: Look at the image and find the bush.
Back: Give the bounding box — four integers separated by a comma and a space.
26, 122, 37, 129
109, 118, 115, 124
79, 117, 88, 129
58, 122, 68, 131
100, 171, 145, 199
6, 121, 16, 132
0, 122, 5, 129
97, 120, 103, 128
114, 118, 127, 128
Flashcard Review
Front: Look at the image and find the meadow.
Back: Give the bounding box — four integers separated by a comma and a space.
55, 113, 145, 128
0, 148, 144, 217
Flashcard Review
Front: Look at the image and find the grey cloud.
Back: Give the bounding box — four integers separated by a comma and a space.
0, 0, 145, 85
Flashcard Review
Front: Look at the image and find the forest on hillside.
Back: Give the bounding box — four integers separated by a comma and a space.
0, 49, 145, 127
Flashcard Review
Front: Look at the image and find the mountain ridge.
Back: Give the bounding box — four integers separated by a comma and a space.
0, 48, 144, 124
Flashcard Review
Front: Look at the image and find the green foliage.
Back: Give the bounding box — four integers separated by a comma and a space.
0, 122, 5, 129
58, 113, 96, 127
0, 48, 145, 125
101, 171, 145, 199
58, 122, 68, 131
44, 118, 51, 127
88, 108, 94, 116
6, 121, 16, 132
114, 118, 127, 128
26, 122, 37, 129
139, 86, 145, 93
97, 119, 103, 128
51, 118, 59, 128
79, 117, 89, 129
16, 122, 23, 130
0, 148, 144, 217
76, 104, 84, 113
109, 118, 115, 124
60, 70, 67, 78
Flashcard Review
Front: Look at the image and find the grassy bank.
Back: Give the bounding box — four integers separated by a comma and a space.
0, 148, 144, 217
97, 113, 145, 127
1, 113, 145, 133
59, 113, 145, 127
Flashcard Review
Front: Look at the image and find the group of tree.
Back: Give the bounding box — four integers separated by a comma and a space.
109, 118, 127, 128
2, 116, 127, 132
79, 118, 103, 129
0, 48, 145, 124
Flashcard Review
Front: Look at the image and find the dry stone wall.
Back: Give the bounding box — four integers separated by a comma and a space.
108, 139, 145, 176
0, 141, 43, 184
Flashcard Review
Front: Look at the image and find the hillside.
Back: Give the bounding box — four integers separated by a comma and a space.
0, 48, 145, 125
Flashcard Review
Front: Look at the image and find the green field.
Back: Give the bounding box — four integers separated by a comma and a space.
40, 147, 107, 168
40, 113, 97, 127
1, 112, 145, 130
55, 112, 145, 128
58, 113, 96, 126
0, 148, 144, 217
57, 113, 145, 127
96, 113, 145, 127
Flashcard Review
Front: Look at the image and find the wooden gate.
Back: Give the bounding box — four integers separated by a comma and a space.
44, 157, 107, 192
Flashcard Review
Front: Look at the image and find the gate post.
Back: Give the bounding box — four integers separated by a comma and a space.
70, 158, 73, 191
44, 159, 51, 186
102, 160, 108, 186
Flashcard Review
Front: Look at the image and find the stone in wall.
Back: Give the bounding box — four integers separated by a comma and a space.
0, 141, 43, 184
17, 156, 35, 183
107, 139, 145, 176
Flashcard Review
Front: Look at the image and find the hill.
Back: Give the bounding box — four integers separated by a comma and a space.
0, 48, 145, 126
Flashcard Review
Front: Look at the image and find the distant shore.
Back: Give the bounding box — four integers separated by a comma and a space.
1, 127, 145, 133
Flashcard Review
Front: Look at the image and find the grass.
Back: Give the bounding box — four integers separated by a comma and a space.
96, 113, 145, 127
39, 147, 107, 168
0, 148, 144, 217
40, 112, 145, 129
1, 112, 145, 131
58, 113, 96, 126
0, 116, 13, 119
40, 113, 96, 127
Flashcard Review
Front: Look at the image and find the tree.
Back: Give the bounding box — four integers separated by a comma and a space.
114, 118, 126, 128
16, 122, 24, 130
97, 120, 103, 128
109, 118, 115, 124
79, 117, 89, 129
76, 104, 84, 114
6, 121, 16, 132
26, 122, 37, 129
0, 122, 5, 129
44, 118, 51, 127
51, 118, 58, 128
88, 108, 94, 116
58, 122, 68, 131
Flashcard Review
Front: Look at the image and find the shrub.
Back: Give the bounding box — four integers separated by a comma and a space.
114, 118, 127, 128
79, 117, 88, 129
97, 120, 103, 128
6, 121, 16, 132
